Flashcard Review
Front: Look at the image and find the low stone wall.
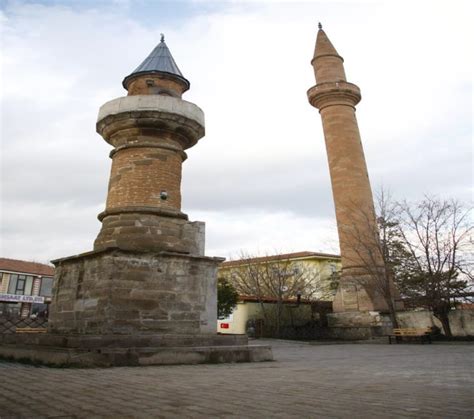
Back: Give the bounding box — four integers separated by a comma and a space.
396, 310, 474, 336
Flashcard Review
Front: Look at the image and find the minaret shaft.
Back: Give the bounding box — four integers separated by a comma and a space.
320, 104, 381, 271
105, 133, 184, 212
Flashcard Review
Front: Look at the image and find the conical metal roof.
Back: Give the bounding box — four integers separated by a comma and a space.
122, 35, 190, 90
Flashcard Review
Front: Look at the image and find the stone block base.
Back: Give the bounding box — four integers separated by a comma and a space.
0, 333, 273, 367
326, 311, 393, 340
49, 248, 222, 335
324, 326, 389, 340
332, 272, 403, 313
328, 311, 387, 327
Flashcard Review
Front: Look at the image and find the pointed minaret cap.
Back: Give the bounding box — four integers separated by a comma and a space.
312, 25, 343, 63
122, 34, 190, 92
310, 24, 347, 84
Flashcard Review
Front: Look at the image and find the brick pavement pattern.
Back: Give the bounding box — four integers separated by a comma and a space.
0, 340, 473, 418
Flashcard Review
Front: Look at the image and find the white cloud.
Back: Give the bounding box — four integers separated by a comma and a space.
0, 0, 472, 262
194, 209, 339, 260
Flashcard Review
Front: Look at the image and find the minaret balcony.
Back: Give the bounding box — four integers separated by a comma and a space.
96, 95, 205, 150
307, 81, 361, 110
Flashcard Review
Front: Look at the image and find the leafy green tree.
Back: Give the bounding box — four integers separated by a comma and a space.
217, 277, 239, 319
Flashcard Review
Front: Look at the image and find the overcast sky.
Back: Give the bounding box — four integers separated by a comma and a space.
0, 0, 472, 264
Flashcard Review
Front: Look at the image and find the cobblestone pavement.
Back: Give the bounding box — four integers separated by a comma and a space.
0, 340, 473, 418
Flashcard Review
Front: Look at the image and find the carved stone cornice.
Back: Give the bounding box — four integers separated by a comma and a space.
96, 95, 205, 150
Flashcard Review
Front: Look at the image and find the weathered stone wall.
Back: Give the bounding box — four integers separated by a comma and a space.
49, 249, 221, 335
328, 310, 383, 327
397, 310, 474, 337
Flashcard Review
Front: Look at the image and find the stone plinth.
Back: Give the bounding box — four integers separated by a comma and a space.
326, 311, 393, 340
0, 247, 273, 366
49, 248, 220, 335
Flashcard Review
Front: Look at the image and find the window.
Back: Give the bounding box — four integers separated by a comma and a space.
0, 302, 21, 318
7, 274, 18, 294
16, 277, 26, 295
24, 276, 33, 295
7, 274, 34, 295
39, 277, 54, 297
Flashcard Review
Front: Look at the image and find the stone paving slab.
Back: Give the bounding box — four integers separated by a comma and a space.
0, 339, 473, 418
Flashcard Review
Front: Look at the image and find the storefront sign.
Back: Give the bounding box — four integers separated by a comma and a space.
0, 294, 45, 304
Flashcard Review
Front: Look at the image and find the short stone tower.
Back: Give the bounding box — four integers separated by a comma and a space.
49, 36, 218, 338
0, 37, 272, 366
307, 26, 401, 330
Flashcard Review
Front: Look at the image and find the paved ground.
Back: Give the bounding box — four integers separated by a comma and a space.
0, 340, 473, 418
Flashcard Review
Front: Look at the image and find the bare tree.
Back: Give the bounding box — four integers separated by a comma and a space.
397, 197, 473, 336
222, 253, 335, 337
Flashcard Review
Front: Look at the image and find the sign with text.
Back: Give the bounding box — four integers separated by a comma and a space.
0, 294, 45, 304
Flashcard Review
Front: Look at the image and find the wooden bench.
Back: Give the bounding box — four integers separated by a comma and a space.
15, 327, 47, 334
388, 328, 432, 344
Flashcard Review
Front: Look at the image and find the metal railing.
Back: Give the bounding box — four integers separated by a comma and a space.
0, 317, 48, 334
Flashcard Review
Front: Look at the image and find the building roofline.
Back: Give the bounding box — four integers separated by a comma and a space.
221, 251, 341, 268
0, 258, 54, 277
238, 294, 332, 305
239, 295, 311, 304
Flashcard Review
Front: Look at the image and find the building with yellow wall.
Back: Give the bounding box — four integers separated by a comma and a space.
217, 251, 341, 335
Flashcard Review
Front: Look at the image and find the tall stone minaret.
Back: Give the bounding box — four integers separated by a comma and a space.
307, 25, 392, 314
